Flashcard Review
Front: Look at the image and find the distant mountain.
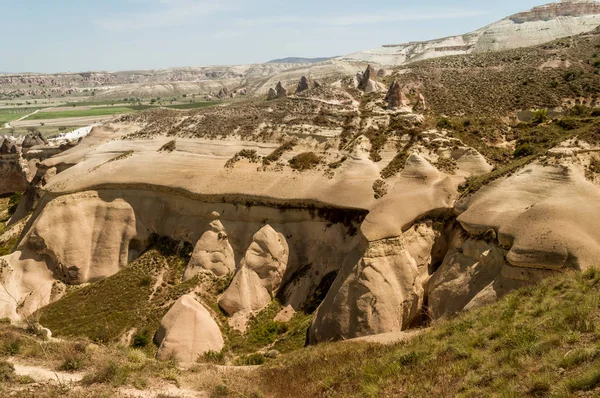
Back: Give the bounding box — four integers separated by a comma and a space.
341, 0, 600, 65
266, 57, 336, 64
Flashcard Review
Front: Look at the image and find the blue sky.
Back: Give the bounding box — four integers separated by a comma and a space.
2, 0, 552, 73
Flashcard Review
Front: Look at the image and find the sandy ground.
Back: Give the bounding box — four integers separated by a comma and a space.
9, 359, 84, 383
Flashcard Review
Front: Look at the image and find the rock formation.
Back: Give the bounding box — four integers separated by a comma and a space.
21, 131, 48, 152
414, 92, 427, 112
385, 80, 407, 109
310, 224, 438, 343
0, 139, 29, 195
218, 225, 289, 329
184, 220, 235, 279
342, 1, 600, 66
155, 294, 224, 363
357, 65, 378, 93
275, 82, 287, 98
296, 76, 310, 93
267, 88, 277, 100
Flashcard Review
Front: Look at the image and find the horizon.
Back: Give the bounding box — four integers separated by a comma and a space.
4, 0, 562, 74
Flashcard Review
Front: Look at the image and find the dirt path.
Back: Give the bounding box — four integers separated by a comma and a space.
9, 359, 84, 383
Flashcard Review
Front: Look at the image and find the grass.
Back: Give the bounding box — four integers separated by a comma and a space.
0, 107, 41, 124
244, 269, 600, 397
37, 235, 195, 345
1, 269, 600, 397
24, 106, 136, 120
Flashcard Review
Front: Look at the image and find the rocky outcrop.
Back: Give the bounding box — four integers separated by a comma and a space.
342, 1, 600, 66
155, 294, 224, 363
357, 65, 378, 93
510, 1, 600, 24
22, 131, 48, 152
275, 82, 288, 98
296, 76, 310, 93
385, 80, 406, 109
414, 92, 427, 112
0, 141, 29, 195
184, 220, 235, 279
309, 224, 438, 343
267, 88, 277, 100
218, 225, 289, 329
24, 193, 137, 283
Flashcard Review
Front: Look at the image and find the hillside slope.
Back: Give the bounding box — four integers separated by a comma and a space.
342, 0, 600, 66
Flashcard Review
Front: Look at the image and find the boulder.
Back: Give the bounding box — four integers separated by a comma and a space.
155, 294, 224, 363
219, 225, 289, 320
184, 220, 235, 279
296, 76, 310, 93
385, 80, 407, 109
267, 88, 277, 100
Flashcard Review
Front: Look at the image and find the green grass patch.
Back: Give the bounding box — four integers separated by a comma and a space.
24, 107, 136, 120
37, 235, 194, 346
247, 269, 600, 397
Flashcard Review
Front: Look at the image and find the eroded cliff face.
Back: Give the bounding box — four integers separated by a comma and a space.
510, 1, 600, 24
1, 188, 364, 322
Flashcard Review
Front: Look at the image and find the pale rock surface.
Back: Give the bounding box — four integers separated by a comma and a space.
22, 193, 137, 283
309, 224, 438, 343
457, 162, 600, 270
219, 225, 289, 329
358, 65, 378, 93
184, 220, 235, 279
342, 1, 600, 65
267, 88, 277, 100
155, 294, 224, 363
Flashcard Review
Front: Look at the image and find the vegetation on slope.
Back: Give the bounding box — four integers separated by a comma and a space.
248, 269, 600, 397
37, 235, 314, 366
1, 268, 599, 397
394, 29, 600, 115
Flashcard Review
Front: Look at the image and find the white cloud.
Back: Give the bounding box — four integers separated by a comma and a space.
235, 9, 488, 28
96, 0, 238, 30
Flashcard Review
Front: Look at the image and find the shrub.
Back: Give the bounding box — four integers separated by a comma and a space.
591, 108, 600, 117
288, 152, 321, 171
514, 143, 535, 158
7, 192, 22, 215
0, 360, 15, 381
201, 350, 225, 364
437, 118, 452, 130
236, 353, 265, 366
132, 330, 151, 348
263, 141, 295, 164
563, 70, 578, 82
531, 109, 548, 124
569, 104, 590, 116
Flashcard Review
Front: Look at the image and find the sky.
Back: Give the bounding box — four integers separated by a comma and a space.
1, 0, 555, 73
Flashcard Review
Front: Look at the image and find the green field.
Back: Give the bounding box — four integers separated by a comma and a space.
0, 107, 41, 124
24, 106, 136, 120
23, 101, 220, 121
